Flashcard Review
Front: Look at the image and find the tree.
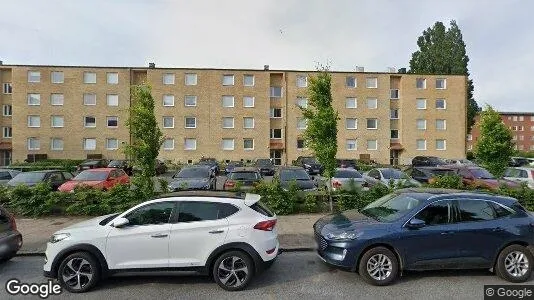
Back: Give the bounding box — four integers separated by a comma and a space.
300, 66, 339, 212
474, 105, 514, 177
125, 84, 164, 198
409, 20, 480, 133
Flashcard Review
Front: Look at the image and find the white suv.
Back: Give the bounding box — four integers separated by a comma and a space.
43, 192, 278, 292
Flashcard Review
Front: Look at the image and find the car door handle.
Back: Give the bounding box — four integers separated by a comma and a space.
209, 230, 225, 234
150, 233, 168, 238
440, 231, 455, 235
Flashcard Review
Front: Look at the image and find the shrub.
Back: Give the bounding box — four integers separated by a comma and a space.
428, 174, 465, 189
10, 159, 83, 172
497, 184, 534, 211
334, 181, 391, 211
251, 180, 296, 215
8, 183, 55, 217
302, 193, 325, 213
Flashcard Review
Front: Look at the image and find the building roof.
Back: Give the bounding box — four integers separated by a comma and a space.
499, 112, 534, 116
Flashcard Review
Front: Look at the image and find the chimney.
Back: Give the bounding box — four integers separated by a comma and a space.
148, 62, 155, 69
264, 65, 269, 71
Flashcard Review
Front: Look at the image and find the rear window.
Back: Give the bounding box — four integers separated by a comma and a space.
250, 201, 274, 217
230, 172, 260, 180
335, 170, 362, 178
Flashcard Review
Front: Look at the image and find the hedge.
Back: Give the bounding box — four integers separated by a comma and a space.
10, 159, 84, 172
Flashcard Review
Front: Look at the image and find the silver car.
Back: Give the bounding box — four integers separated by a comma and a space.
0, 169, 21, 185
327, 168, 368, 191
504, 167, 534, 189
364, 168, 422, 187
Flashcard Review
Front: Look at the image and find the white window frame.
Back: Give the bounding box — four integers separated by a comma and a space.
27, 115, 41, 128
2, 105, 12, 116
391, 129, 399, 140
51, 115, 64, 128
366, 98, 378, 109
163, 73, 175, 85
390, 109, 399, 119
270, 108, 282, 119
222, 138, 235, 150
83, 72, 97, 84
107, 94, 119, 107
222, 74, 235, 86
243, 75, 255, 87
185, 73, 197, 86
416, 78, 426, 89
2, 83, 12, 94
366, 77, 378, 88
2, 127, 12, 138
346, 76, 356, 88
436, 78, 447, 89
243, 96, 255, 108
51, 71, 64, 84
184, 95, 197, 107
436, 99, 446, 109
51, 94, 64, 106
367, 140, 378, 151
270, 86, 283, 98
270, 129, 282, 139
296, 97, 308, 109
346, 139, 357, 151
416, 139, 427, 150
163, 95, 175, 107
184, 138, 197, 150
28, 71, 41, 83
107, 72, 119, 84
346, 118, 358, 130
83, 93, 96, 106
467, 134, 473, 141
27, 138, 40, 150
222, 117, 235, 129
297, 118, 307, 130
519, 116, 525, 121
346, 97, 357, 109
163, 116, 175, 129
296, 75, 308, 88
416, 119, 427, 130
243, 117, 255, 129
436, 119, 447, 130
27, 93, 40, 106
163, 138, 175, 150
222, 95, 235, 108
468, 145, 473, 151
185, 117, 197, 129
107, 116, 118, 128
366, 118, 378, 130
436, 139, 447, 150
84, 116, 96, 128
83, 138, 97, 151
51, 138, 63, 151
243, 138, 254, 150
106, 138, 119, 150
416, 98, 427, 110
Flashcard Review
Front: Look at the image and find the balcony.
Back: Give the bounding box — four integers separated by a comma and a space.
270, 86, 283, 99
270, 140, 285, 149
390, 89, 399, 99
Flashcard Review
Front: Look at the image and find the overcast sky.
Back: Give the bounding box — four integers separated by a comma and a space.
1, 0, 532, 111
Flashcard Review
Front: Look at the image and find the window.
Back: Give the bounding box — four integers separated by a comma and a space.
163, 138, 174, 150
2, 105, 12, 116
436, 99, 446, 109
163, 116, 174, 128
28, 115, 40, 127
436, 139, 446, 150
243, 117, 254, 129
107, 116, 118, 128
222, 74, 234, 86
51, 71, 64, 83
416, 119, 427, 130
222, 95, 234, 107
182, 95, 197, 107
106, 138, 119, 150
467, 134, 473, 141
367, 140, 378, 150
2, 83, 12, 94
531, 116, 534, 122
84, 116, 96, 127
414, 201, 452, 225
390, 89, 399, 99
243, 75, 254, 87
51, 116, 64, 128
366, 118, 378, 129
519, 126, 524, 131
416, 139, 427, 150
297, 139, 305, 149
513, 116, 518, 122
390, 109, 399, 119
346, 76, 356, 88
531, 126, 534, 132
416, 78, 426, 89
163, 73, 175, 85
458, 200, 495, 222
2, 127, 12, 138
346, 118, 357, 129
436, 119, 446, 130
519, 116, 524, 121
270, 86, 283, 98
126, 202, 174, 226
391, 129, 399, 139
243, 96, 254, 108
177, 202, 231, 223
51, 138, 63, 151
296, 75, 307, 87
83, 138, 97, 150
296, 97, 308, 108
107, 94, 118, 106
436, 78, 446, 89
346, 139, 357, 150
163, 95, 175, 107
519, 135, 524, 141
107, 72, 118, 84
83, 72, 96, 84
416, 98, 427, 109
366, 98, 378, 109
270, 108, 282, 118
28, 93, 40, 106
270, 129, 282, 139
51, 94, 64, 106
185, 73, 197, 85
28, 71, 40, 83
297, 118, 307, 130
244, 139, 254, 150
468, 145, 473, 151
184, 138, 196, 150
83, 93, 96, 105
222, 139, 235, 150
185, 117, 196, 128
366, 77, 378, 88
345, 97, 357, 108
222, 117, 234, 128
27, 138, 40, 150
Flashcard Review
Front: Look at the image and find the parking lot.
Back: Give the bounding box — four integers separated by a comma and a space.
156, 171, 274, 192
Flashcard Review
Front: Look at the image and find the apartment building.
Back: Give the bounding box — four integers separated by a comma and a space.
0, 63, 467, 166
467, 112, 534, 152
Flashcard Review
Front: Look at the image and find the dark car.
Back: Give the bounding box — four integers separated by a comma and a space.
510, 157, 531, 167
406, 166, 456, 183
294, 156, 323, 175
224, 161, 244, 175
450, 166, 520, 191
224, 167, 263, 191
411, 156, 448, 167
275, 166, 317, 191
168, 166, 216, 191
76, 159, 109, 172
337, 159, 357, 169
108, 160, 133, 176
0, 205, 22, 262
196, 158, 220, 175
314, 188, 534, 285
7, 170, 74, 190
255, 159, 275, 176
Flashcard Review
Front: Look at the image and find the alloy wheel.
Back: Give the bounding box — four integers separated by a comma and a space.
217, 256, 249, 288
505, 251, 529, 277
366, 254, 393, 281
61, 258, 94, 291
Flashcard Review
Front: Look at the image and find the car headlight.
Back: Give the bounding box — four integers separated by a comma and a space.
49, 233, 70, 243
326, 231, 363, 241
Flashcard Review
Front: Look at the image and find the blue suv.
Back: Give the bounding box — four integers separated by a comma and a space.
314, 188, 534, 285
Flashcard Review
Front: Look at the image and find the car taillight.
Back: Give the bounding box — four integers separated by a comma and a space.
332, 181, 342, 188
9, 214, 16, 231
224, 180, 235, 188
254, 219, 277, 231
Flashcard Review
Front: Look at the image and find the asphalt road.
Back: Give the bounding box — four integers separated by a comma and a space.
1, 253, 530, 300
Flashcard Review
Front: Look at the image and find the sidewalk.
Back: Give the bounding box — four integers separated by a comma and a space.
15, 213, 326, 255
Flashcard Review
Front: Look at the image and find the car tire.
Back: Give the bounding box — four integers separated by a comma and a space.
358, 246, 399, 286
496, 244, 533, 283
212, 250, 254, 291
57, 252, 101, 293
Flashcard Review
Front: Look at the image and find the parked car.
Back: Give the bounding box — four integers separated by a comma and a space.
58, 168, 130, 192
405, 166, 456, 184
224, 167, 263, 191
7, 170, 74, 190
224, 161, 244, 175
364, 168, 422, 188
411, 156, 448, 167
168, 166, 216, 191
196, 158, 220, 175
44, 192, 278, 292
452, 166, 520, 190
314, 188, 534, 285
327, 168, 368, 191
336, 159, 357, 169
107, 160, 133, 176
275, 166, 317, 191
509, 157, 532, 167
254, 159, 275, 176
76, 159, 109, 172
0, 169, 21, 185
444, 159, 477, 166
0, 205, 22, 262
132, 159, 168, 175
503, 167, 534, 189
293, 156, 323, 175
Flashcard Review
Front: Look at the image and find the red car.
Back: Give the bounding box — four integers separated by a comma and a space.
58, 168, 129, 192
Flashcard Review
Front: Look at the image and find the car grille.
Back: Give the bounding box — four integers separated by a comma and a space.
315, 231, 328, 251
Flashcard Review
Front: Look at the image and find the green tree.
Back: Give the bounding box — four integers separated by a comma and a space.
409, 20, 480, 133
300, 66, 339, 211
474, 105, 514, 177
125, 84, 164, 198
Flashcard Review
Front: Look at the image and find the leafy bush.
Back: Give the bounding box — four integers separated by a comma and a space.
428, 174, 465, 189
335, 181, 391, 211
497, 184, 534, 211
251, 180, 297, 215
10, 159, 83, 172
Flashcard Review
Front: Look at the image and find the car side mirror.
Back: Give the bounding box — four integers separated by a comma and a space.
112, 217, 129, 228
406, 218, 425, 229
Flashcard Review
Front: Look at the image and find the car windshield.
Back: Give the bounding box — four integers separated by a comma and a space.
10, 172, 46, 183
471, 168, 495, 179
227, 162, 243, 167
177, 168, 209, 178
360, 194, 420, 222
334, 170, 362, 178
81, 160, 100, 166
108, 160, 125, 167
230, 172, 260, 180
302, 157, 318, 164
504, 168, 521, 177
280, 169, 310, 181
74, 171, 108, 181
256, 159, 272, 166
382, 169, 409, 180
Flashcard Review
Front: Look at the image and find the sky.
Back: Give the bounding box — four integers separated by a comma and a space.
1, 0, 533, 111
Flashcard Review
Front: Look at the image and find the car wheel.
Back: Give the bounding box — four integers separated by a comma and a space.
57, 252, 100, 293
496, 244, 533, 283
358, 246, 399, 286
213, 250, 254, 291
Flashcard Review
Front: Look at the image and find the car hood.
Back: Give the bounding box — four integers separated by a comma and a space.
280, 180, 315, 190
169, 178, 209, 188
60, 213, 118, 231
60, 180, 104, 190
315, 209, 383, 233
